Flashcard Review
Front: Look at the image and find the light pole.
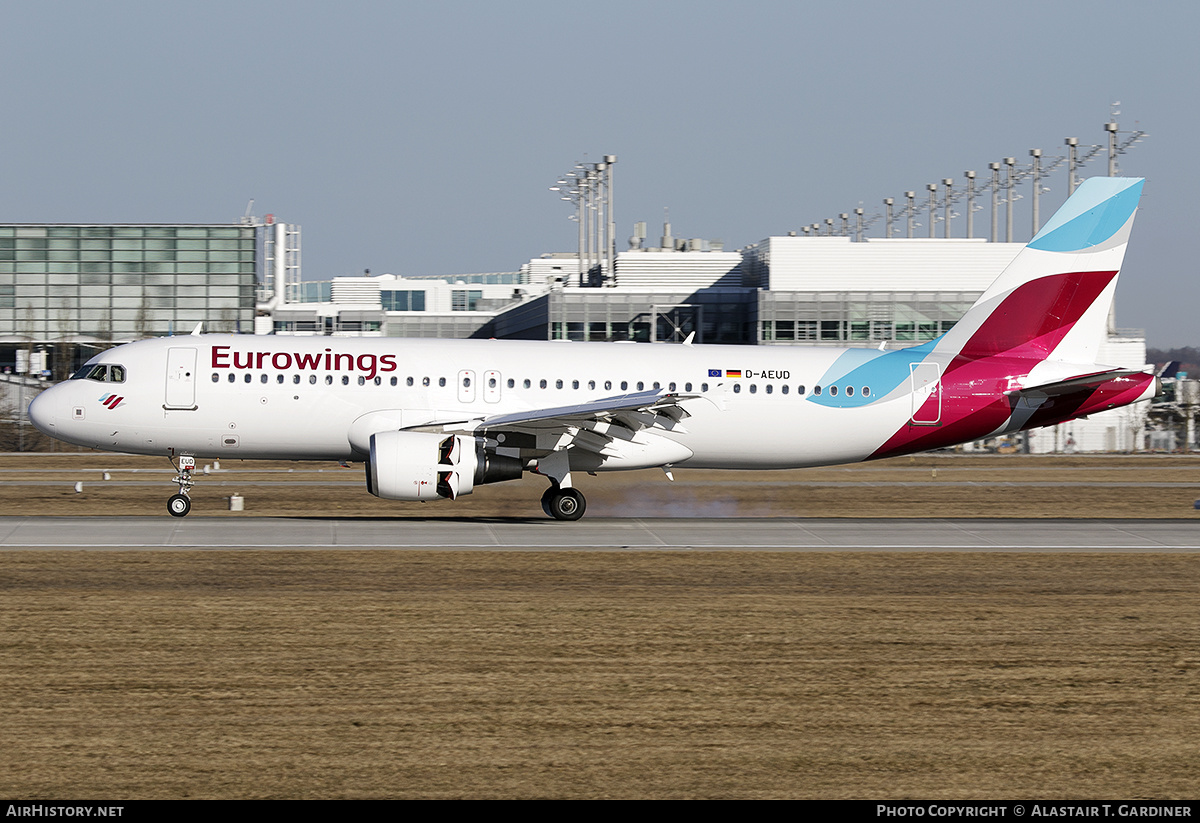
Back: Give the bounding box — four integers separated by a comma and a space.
1065, 137, 1078, 195
988, 162, 1001, 242
1004, 157, 1015, 243
927, 183, 937, 239
1106, 121, 1119, 175
942, 178, 953, 238
1030, 148, 1042, 234
964, 170, 976, 239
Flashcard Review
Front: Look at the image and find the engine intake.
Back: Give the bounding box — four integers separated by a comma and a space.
366, 431, 522, 501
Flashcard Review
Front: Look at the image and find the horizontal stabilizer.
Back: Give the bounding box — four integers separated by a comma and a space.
1007, 370, 1146, 399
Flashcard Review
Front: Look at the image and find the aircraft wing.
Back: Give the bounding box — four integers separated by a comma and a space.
475, 389, 693, 429
412, 389, 699, 467
416, 388, 695, 432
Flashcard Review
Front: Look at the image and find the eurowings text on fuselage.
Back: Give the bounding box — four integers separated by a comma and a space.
28, 178, 1159, 520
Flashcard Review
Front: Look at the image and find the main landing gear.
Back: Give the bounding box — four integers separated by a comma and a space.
534, 450, 586, 521
167, 455, 195, 517
541, 485, 586, 521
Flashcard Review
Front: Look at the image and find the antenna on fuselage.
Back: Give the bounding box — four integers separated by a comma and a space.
191, 323, 204, 336
682, 332, 695, 346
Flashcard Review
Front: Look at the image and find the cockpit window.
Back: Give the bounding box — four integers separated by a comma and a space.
72, 364, 126, 383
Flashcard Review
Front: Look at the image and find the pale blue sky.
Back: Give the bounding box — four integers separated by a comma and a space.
2, 1, 1194, 345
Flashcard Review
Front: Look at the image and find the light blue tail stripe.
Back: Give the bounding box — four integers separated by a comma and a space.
1027, 178, 1143, 253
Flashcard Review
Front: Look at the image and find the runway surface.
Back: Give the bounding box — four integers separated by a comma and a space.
0, 516, 1198, 551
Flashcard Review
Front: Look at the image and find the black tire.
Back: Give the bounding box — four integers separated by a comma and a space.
547, 488, 586, 521
167, 494, 191, 518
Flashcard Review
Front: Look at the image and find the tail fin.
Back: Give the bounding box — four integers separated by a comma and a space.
935, 177, 1143, 364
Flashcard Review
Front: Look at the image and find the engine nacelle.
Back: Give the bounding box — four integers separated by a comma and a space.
366, 431, 523, 501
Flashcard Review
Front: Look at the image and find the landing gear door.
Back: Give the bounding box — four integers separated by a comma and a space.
165, 347, 198, 410
909, 362, 941, 425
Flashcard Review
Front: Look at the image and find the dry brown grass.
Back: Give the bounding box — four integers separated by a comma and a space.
3, 453, 1200, 798
1, 451, 1199, 519
3, 551, 1200, 799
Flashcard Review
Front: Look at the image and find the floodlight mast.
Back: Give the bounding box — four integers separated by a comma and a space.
1004, 157, 1016, 243
964, 171, 976, 239
942, 178, 953, 238
1065, 137, 1079, 195
926, 184, 937, 238
988, 162, 1001, 242
551, 155, 617, 287
1029, 148, 1042, 234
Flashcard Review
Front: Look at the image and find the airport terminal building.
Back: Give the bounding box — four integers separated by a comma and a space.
0, 213, 1154, 452
0, 222, 261, 375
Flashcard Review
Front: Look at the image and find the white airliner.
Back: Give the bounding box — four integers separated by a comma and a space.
29, 178, 1158, 520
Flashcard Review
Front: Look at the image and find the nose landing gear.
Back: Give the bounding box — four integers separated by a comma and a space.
167, 455, 195, 517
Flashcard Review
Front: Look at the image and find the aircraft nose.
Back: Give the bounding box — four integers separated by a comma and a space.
28, 388, 57, 436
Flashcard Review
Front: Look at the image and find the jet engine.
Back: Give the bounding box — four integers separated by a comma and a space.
366, 430, 522, 501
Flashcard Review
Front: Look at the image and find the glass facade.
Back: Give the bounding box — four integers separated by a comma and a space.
757, 291, 977, 345
548, 289, 755, 344
380, 289, 426, 312
0, 224, 257, 341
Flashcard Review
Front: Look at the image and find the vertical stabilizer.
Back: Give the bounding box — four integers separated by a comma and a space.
934, 177, 1143, 365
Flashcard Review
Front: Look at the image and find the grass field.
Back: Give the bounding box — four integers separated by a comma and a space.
1, 453, 1199, 799
1, 451, 1199, 519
